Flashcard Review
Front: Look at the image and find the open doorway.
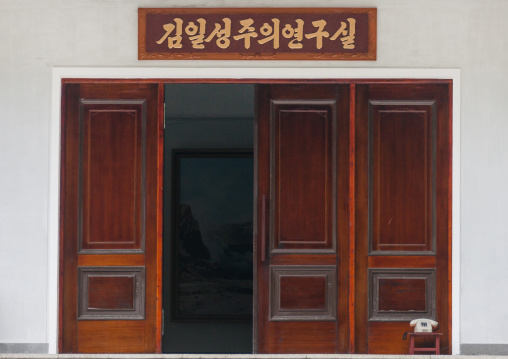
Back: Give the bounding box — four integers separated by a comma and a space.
162, 84, 255, 353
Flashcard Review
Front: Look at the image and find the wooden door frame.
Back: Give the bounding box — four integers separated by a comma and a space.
50, 67, 460, 354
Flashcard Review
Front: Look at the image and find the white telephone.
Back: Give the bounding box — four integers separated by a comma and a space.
410, 318, 438, 333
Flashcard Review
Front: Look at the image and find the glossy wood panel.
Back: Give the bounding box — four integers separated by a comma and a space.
266, 322, 338, 353
370, 101, 436, 254
270, 265, 336, 321
79, 100, 146, 253
77, 266, 145, 320
280, 277, 327, 310
88, 277, 134, 310
369, 268, 435, 321
77, 254, 145, 267
367, 321, 411, 354
78, 321, 147, 353
378, 278, 426, 311
271, 100, 336, 252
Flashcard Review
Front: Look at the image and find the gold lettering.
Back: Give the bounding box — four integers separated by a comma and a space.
330, 18, 356, 49
156, 18, 183, 49
281, 19, 305, 49
233, 18, 258, 49
185, 18, 207, 49
305, 19, 329, 50
258, 18, 280, 49
205, 18, 232, 49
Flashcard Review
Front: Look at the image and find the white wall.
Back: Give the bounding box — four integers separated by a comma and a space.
1, 0, 507, 353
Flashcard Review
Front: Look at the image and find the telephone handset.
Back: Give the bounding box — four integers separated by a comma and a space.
403, 318, 439, 340
410, 318, 438, 333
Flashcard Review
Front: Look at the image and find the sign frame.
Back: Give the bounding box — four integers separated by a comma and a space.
138, 8, 377, 61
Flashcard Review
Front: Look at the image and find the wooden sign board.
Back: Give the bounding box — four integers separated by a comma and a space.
139, 8, 376, 60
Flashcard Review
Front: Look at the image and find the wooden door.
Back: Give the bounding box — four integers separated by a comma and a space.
354, 83, 451, 354
60, 83, 162, 353
256, 84, 351, 353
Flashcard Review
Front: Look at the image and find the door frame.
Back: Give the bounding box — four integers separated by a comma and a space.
49, 67, 460, 354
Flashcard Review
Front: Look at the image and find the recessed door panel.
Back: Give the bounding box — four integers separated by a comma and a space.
370, 101, 436, 254
80, 100, 146, 253
271, 100, 336, 252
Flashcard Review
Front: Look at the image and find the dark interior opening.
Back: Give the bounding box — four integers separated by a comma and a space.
162, 84, 255, 353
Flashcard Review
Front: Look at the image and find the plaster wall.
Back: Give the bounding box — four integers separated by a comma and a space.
0, 0, 506, 353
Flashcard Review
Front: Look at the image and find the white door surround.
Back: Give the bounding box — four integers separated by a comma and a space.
49, 67, 461, 354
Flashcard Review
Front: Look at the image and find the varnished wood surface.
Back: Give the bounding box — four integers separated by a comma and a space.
257, 84, 350, 353
60, 79, 451, 355
266, 322, 338, 353
355, 83, 451, 354
368, 256, 436, 268
80, 100, 144, 252
272, 100, 335, 251
62, 78, 453, 85
155, 83, 164, 353
61, 84, 80, 353
371, 102, 434, 253
78, 321, 147, 353
348, 83, 356, 353
61, 83, 160, 353
77, 254, 145, 267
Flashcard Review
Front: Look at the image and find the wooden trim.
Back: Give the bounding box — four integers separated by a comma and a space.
77, 255, 145, 267
368, 256, 436, 268
155, 82, 164, 353
58, 83, 68, 354
448, 82, 453, 350
61, 78, 453, 85
61, 83, 81, 353
348, 83, 356, 353
252, 84, 259, 354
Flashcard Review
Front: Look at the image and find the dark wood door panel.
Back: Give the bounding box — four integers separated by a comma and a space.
367, 322, 412, 354
61, 83, 160, 353
270, 265, 336, 321
80, 100, 146, 253
77, 321, 148, 353
271, 100, 335, 252
370, 101, 436, 254
266, 322, 338, 353
354, 83, 451, 354
256, 84, 350, 354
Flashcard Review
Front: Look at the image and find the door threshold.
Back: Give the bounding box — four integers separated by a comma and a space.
0, 355, 464, 359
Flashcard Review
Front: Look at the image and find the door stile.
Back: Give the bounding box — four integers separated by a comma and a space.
156, 82, 165, 353
348, 83, 356, 353
447, 83, 453, 350
336, 84, 352, 353
253, 84, 260, 354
